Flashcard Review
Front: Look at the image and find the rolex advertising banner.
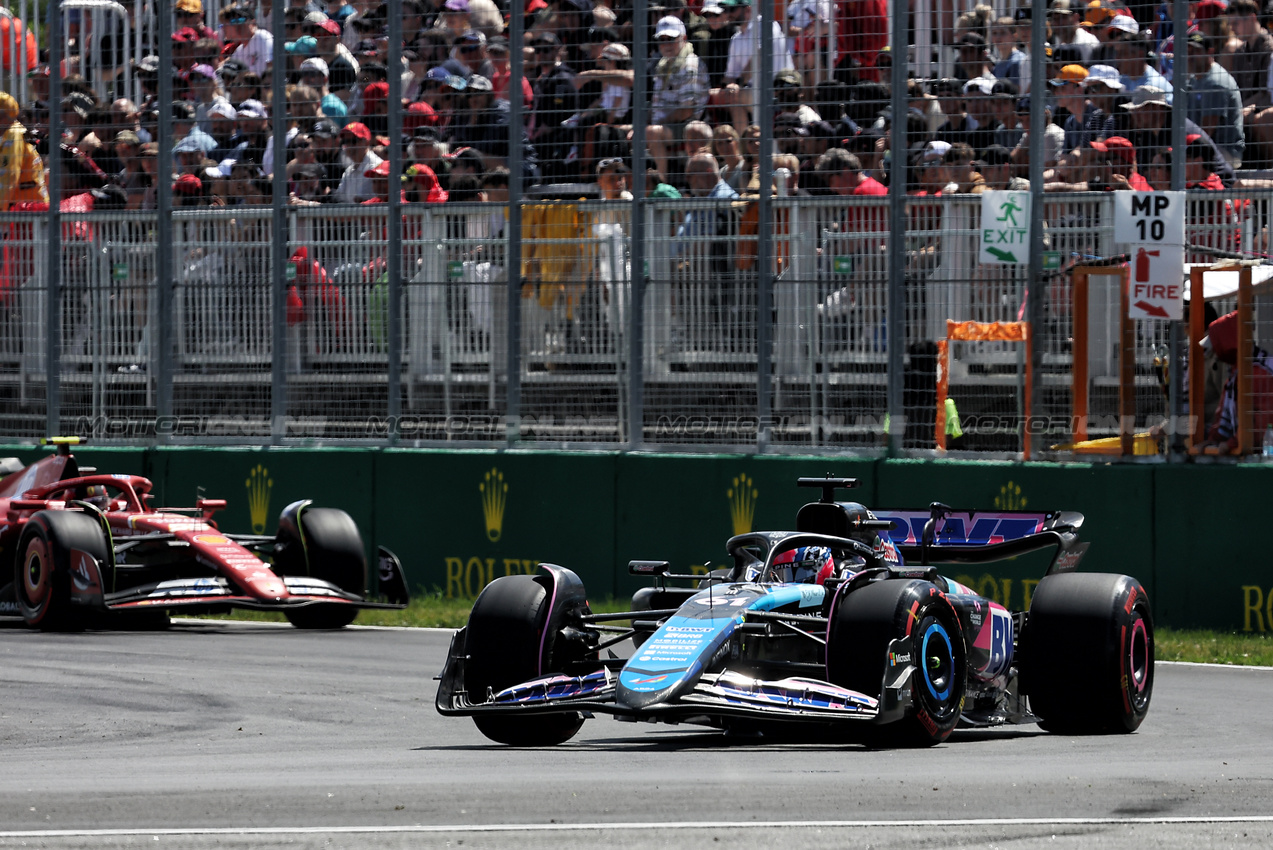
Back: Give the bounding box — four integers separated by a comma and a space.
5, 442, 1272, 630
372, 450, 621, 599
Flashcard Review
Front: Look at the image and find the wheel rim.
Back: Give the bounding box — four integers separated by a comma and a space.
22, 538, 50, 610
919, 617, 955, 705
1127, 616, 1151, 710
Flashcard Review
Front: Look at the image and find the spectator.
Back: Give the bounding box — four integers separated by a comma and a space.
1011, 96, 1064, 167
310, 119, 346, 196
975, 143, 1021, 190
111, 129, 147, 208
220, 3, 274, 76
647, 16, 710, 181
1226, 0, 1273, 167
0, 91, 46, 210
953, 32, 995, 83
529, 31, 579, 180
1079, 64, 1122, 143
720, 0, 792, 128
486, 35, 534, 109
711, 123, 747, 190
1185, 134, 1226, 189
1200, 310, 1273, 453
1083, 0, 1120, 66
1186, 32, 1246, 167
228, 99, 270, 167
1049, 0, 1098, 63
176, 0, 218, 43
988, 80, 1023, 149
990, 15, 1028, 93
172, 100, 218, 156
334, 121, 382, 201
189, 64, 231, 135
1102, 135, 1153, 190
701, 2, 738, 88
310, 17, 359, 97
944, 141, 987, 194
1121, 85, 1236, 185
1115, 30, 1173, 101
206, 101, 240, 162
933, 78, 978, 148
442, 29, 491, 80
361, 160, 405, 203
817, 145, 886, 197
228, 71, 265, 108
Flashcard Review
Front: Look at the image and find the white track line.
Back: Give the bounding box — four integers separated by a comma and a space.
3, 817, 1273, 838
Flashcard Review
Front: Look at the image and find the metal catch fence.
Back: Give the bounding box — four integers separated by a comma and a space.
3, 191, 1271, 453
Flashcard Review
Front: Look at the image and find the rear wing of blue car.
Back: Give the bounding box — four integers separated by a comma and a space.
874, 507, 1087, 574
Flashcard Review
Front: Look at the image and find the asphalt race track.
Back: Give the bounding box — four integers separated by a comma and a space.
1, 621, 1271, 849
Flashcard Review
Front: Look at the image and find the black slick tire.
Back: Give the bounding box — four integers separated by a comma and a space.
464, 574, 584, 746
1023, 572, 1154, 734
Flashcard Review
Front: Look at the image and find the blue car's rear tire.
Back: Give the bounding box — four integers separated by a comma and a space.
464, 574, 585, 746
827, 579, 966, 746
1022, 572, 1154, 734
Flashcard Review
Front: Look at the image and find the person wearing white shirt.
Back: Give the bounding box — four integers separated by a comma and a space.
333, 122, 383, 203
219, 3, 274, 76
718, 0, 792, 130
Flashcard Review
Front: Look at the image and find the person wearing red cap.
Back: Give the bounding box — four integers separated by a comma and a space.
309, 15, 360, 98
172, 172, 206, 206
1102, 135, 1152, 190
360, 159, 407, 204
1200, 310, 1273, 454
333, 121, 382, 202
359, 79, 390, 136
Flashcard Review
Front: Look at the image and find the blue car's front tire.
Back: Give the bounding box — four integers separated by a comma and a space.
465, 574, 585, 746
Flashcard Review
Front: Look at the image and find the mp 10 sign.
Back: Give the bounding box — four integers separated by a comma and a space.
1113, 191, 1185, 246
1114, 191, 1185, 321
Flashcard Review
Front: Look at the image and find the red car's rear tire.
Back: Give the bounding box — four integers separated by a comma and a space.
276, 507, 365, 630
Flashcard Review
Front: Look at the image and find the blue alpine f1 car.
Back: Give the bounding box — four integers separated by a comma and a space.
436, 477, 1154, 746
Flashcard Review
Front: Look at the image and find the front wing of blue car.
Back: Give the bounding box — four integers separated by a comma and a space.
435, 629, 912, 725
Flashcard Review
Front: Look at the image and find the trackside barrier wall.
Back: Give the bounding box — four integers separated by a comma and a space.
0, 445, 1267, 631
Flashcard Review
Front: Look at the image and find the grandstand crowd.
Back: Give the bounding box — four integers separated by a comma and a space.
1, 0, 1272, 212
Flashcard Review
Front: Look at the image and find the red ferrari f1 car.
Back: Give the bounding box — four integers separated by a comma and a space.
0, 438, 408, 630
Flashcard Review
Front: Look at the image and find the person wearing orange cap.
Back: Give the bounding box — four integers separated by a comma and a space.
0, 91, 48, 210
1051, 63, 1097, 152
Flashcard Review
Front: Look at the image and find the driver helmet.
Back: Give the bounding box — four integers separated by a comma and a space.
83, 484, 111, 510
771, 546, 836, 585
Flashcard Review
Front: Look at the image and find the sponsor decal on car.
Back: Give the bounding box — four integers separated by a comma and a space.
193, 534, 231, 545
889, 651, 911, 666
